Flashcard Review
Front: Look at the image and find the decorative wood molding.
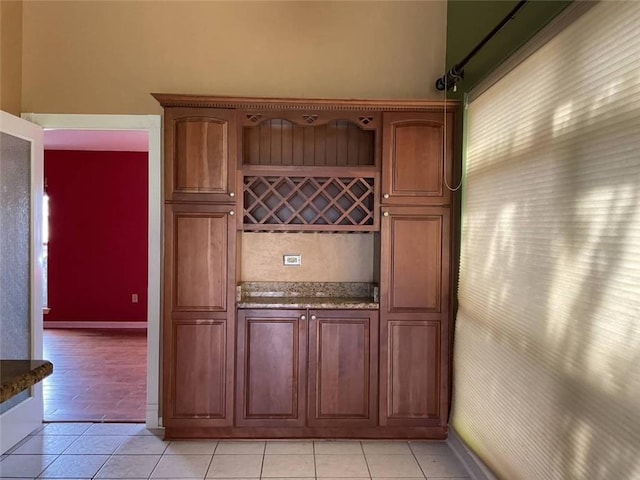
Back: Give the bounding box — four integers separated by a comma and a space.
151, 93, 460, 112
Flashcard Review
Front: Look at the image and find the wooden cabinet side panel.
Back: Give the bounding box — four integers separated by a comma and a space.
380, 320, 441, 426
236, 310, 307, 427
171, 322, 228, 420
308, 311, 378, 427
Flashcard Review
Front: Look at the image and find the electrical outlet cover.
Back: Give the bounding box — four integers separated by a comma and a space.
283, 254, 302, 266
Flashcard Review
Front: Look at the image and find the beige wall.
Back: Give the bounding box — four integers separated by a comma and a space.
240, 233, 374, 283
21, 1, 447, 114
1, 0, 23, 115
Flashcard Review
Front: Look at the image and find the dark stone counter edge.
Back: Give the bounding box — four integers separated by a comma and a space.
0, 360, 53, 403
238, 297, 379, 309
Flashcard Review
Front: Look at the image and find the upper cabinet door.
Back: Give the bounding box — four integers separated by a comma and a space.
380, 206, 450, 317
381, 111, 455, 206
165, 107, 237, 203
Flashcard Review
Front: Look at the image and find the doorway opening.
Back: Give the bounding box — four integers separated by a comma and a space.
42, 130, 149, 421
23, 113, 162, 427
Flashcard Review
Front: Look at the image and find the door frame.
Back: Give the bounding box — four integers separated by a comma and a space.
22, 113, 163, 428
0, 111, 44, 453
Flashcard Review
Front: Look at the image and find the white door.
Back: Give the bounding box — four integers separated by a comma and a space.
0, 111, 44, 454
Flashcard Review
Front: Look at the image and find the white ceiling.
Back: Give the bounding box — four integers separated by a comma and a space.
44, 129, 149, 152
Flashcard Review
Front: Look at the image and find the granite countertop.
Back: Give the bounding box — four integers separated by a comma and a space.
0, 360, 53, 403
237, 282, 379, 309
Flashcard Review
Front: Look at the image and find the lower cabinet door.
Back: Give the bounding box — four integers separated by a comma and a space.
379, 319, 443, 426
166, 320, 233, 427
308, 310, 378, 427
236, 309, 307, 427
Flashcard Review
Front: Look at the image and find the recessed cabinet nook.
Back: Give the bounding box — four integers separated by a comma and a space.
154, 94, 458, 439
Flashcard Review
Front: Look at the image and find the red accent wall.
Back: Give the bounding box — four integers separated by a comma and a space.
44, 150, 148, 323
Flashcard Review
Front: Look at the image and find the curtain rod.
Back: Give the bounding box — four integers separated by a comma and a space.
436, 0, 529, 91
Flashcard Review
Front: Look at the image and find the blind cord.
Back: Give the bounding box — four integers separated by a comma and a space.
444, 96, 463, 192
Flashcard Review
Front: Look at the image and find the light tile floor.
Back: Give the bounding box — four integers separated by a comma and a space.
0, 423, 471, 480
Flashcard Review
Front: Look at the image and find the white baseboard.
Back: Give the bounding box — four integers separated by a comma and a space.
447, 427, 498, 480
44, 321, 147, 329
146, 403, 161, 429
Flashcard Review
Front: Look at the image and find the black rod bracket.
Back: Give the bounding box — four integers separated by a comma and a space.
436, 0, 529, 91
435, 66, 465, 92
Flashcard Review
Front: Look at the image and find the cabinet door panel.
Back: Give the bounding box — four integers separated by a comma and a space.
379, 205, 450, 429
380, 320, 441, 426
166, 205, 233, 312
381, 207, 450, 314
170, 321, 231, 423
165, 107, 237, 202
175, 118, 226, 192
308, 311, 378, 427
236, 310, 307, 427
382, 111, 454, 205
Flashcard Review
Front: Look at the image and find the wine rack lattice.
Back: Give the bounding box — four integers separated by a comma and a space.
243, 176, 375, 231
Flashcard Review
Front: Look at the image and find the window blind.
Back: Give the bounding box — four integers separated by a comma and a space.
453, 2, 640, 479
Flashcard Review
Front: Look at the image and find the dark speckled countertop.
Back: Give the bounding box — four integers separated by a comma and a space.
237, 282, 379, 309
0, 360, 53, 403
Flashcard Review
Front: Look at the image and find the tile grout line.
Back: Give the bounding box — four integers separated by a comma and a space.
312, 440, 317, 479
360, 440, 374, 479
410, 441, 429, 479
148, 438, 171, 480
143, 448, 164, 480
87, 449, 110, 480
259, 441, 266, 479
202, 443, 217, 480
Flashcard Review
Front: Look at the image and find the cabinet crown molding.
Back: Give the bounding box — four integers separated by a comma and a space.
151, 94, 460, 112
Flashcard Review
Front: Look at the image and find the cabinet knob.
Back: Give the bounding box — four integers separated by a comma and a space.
300, 315, 306, 321
383, 193, 390, 199
383, 211, 389, 217
229, 210, 235, 216
229, 192, 236, 197
310, 315, 317, 321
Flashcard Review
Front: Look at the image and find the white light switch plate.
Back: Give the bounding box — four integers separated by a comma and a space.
283, 254, 302, 266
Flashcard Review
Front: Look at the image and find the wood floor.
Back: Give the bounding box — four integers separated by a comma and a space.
42, 329, 147, 422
